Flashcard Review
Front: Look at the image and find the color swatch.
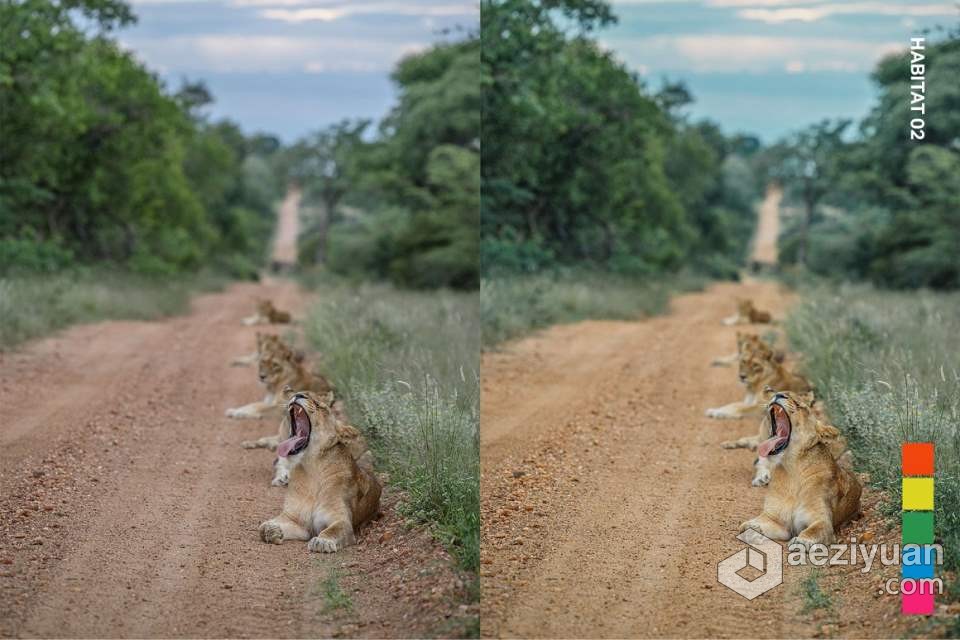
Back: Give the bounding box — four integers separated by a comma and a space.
901, 443, 935, 616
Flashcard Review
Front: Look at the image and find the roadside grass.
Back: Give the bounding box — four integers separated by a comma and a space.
301, 278, 479, 576
317, 567, 352, 613
481, 269, 708, 348
784, 284, 960, 584
799, 569, 834, 614
0, 269, 229, 350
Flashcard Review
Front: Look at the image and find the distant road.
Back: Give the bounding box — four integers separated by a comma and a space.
271, 187, 301, 266
751, 184, 782, 265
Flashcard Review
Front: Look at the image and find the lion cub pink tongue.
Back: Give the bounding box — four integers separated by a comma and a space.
277, 405, 310, 458
758, 404, 790, 458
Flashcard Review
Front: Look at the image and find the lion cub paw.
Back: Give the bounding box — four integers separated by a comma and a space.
307, 536, 341, 553
226, 407, 261, 419
241, 440, 258, 449
259, 521, 284, 545
706, 408, 735, 419
751, 469, 770, 486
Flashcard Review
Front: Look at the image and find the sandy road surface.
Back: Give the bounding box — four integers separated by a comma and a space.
271, 188, 301, 266
479, 191, 900, 638
750, 185, 781, 266
0, 193, 471, 638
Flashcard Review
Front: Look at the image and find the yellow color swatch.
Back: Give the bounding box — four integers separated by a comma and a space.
902, 478, 934, 510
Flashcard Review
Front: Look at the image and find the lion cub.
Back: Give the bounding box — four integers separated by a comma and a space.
242, 386, 369, 487
739, 391, 861, 547
225, 333, 333, 419
706, 332, 810, 419
259, 390, 381, 553
721, 298, 773, 326
241, 299, 292, 326
722, 390, 850, 487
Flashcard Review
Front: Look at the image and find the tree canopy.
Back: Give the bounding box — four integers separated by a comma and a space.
0, 0, 283, 277
480, 0, 762, 278
774, 28, 960, 289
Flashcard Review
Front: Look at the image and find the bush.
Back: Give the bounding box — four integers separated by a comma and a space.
301, 281, 479, 572
481, 270, 706, 347
785, 285, 960, 580
0, 234, 75, 275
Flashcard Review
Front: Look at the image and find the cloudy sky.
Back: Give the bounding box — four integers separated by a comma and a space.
121, 0, 478, 141
602, 0, 956, 140
120, 1, 954, 142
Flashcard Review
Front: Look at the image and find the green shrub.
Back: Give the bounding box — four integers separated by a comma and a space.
481, 270, 706, 347
785, 285, 960, 578
302, 281, 479, 572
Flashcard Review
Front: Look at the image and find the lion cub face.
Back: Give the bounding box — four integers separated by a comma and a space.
737, 337, 775, 387
277, 390, 358, 460
759, 391, 839, 462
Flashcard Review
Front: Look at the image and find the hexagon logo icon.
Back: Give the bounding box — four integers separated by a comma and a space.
717, 529, 783, 599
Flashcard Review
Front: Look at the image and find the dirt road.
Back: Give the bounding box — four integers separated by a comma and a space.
271, 188, 301, 266
479, 191, 899, 638
0, 193, 470, 638
750, 185, 781, 266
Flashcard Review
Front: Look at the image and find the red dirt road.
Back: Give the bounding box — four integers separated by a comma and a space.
0, 195, 472, 638
479, 190, 902, 638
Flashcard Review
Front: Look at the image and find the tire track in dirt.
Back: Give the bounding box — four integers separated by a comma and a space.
0, 191, 473, 638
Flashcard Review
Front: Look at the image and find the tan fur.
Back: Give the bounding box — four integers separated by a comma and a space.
225, 333, 334, 420
739, 391, 861, 547
258, 391, 381, 553
242, 387, 371, 487
721, 298, 773, 326
241, 299, 292, 326
722, 390, 851, 486
706, 332, 811, 419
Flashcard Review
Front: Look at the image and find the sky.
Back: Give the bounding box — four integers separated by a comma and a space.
601, 0, 957, 141
120, 0, 479, 142
119, 1, 955, 143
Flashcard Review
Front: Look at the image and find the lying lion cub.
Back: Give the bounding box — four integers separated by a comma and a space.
711, 332, 784, 367
721, 298, 773, 326
242, 386, 368, 487
739, 391, 861, 547
706, 333, 810, 419
722, 390, 850, 487
226, 333, 334, 419
241, 299, 292, 326
259, 390, 381, 553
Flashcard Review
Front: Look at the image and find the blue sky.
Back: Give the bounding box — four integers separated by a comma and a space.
119, 1, 955, 142
601, 0, 957, 141
120, 0, 478, 141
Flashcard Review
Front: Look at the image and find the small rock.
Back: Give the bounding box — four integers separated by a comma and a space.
30, 538, 43, 546
512, 470, 525, 478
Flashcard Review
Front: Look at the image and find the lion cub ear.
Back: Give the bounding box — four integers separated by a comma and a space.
335, 423, 360, 443
281, 385, 296, 400
815, 421, 840, 442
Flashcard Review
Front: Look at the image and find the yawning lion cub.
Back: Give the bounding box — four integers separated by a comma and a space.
739, 391, 861, 547
259, 390, 381, 553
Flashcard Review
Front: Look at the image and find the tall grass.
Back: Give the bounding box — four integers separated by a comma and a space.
785, 285, 960, 581
481, 270, 707, 347
302, 281, 479, 573
0, 269, 228, 349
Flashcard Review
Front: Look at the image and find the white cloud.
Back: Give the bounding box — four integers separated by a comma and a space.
254, 2, 476, 23
736, 3, 956, 24
122, 34, 426, 73
604, 34, 903, 73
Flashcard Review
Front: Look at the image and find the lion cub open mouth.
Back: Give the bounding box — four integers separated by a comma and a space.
759, 402, 792, 458
277, 403, 311, 458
